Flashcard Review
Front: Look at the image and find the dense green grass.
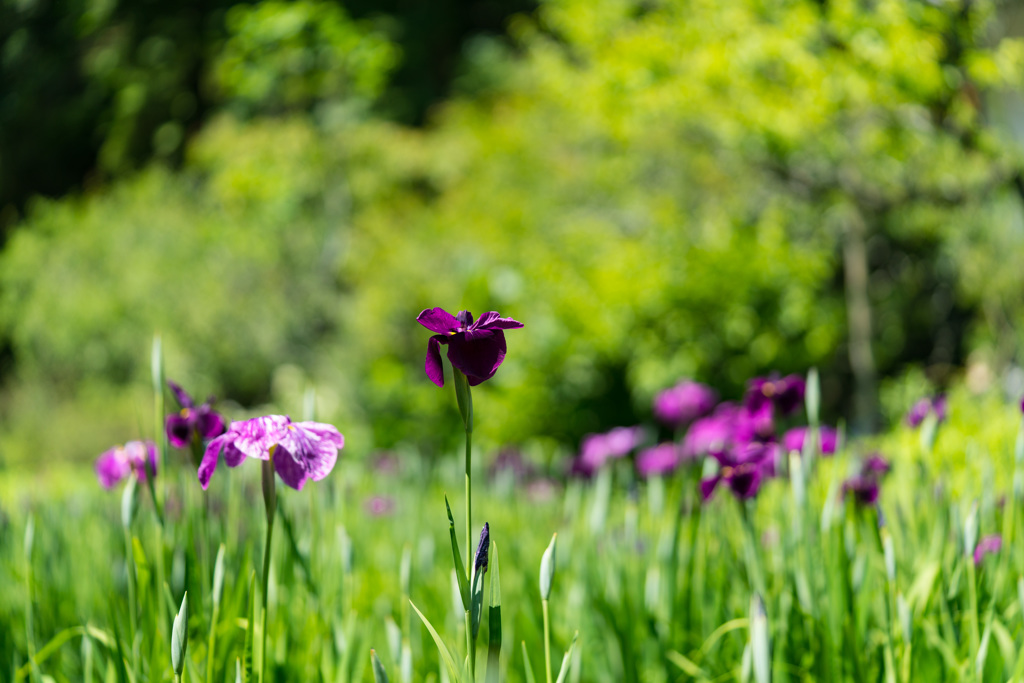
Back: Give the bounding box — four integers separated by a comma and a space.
3, 386, 1024, 682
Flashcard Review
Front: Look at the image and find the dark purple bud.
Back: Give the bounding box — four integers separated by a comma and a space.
474, 523, 490, 573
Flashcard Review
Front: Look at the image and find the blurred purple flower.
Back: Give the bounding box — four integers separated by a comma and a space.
417, 308, 524, 387
862, 453, 891, 475
364, 495, 396, 517
199, 415, 344, 491
843, 453, 892, 507
782, 426, 838, 456
682, 404, 739, 459
974, 534, 1002, 566
843, 476, 880, 506
372, 451, 401, 476
653, 381, 717, 428
165, 380, 226, 448
489, 447, 535, 483
746, 374, 806, 416
636, 443, 683, 478
574, 426, 643, 475
906, 395, 947, 428
96, 440, 158, 489
700, 441, 780, 501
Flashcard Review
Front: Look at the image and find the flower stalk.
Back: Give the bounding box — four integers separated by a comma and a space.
260, 452, 277, 682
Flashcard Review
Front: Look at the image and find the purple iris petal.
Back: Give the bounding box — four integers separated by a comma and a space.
653, 380, 717, 428
417, 307, 460, 334
578, 426, 643, 472
726, 463, 763, 499
417, 307, 523, 388
906, 396, 946, 428
746, 374, 806, 416
195, 408, 226, 440
843, 476, 880, 506
447, 329, 507, 386
198, 415, 343, 491
862, 453, 891, 475
96, 448, 131, 489
974, 534, 1002, 566
168, 380, 194, 409
782, 426, 838, 456
636, 443, 682, 477
166, 411, 194, 448
165, 380, 227, 448
95, 440, 158, 489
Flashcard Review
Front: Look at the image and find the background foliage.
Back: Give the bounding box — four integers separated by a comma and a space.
3, 0, 1024, 470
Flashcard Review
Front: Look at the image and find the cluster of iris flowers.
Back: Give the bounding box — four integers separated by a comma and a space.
570, 373, 848, 503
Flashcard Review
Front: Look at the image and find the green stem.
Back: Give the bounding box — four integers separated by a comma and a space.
123, 528, 137, 654
542, 599, 553, 683
466, 609, 475, 678
206, 604, 219, 683
260, 458, 277, 683
965, 556, 981, 680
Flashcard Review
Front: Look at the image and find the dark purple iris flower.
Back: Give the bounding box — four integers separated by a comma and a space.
653, 380, 717, 428
974, 534, 1002, 566
416, 308, 524, 387
574, 426, 643, 475
906, 395, 947, 428
199, 415, 344, 491
745, 374, 806, 416
636, 443, 684, 478
782, 426, 838, 456
862, 453, 891, 475
96, 440, 158, 489
165, 381, 226, 448
843, 476, 880, 506
843, 453, 891, 507
700, 441, 780, 501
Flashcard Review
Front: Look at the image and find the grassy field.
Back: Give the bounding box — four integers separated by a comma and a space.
2, 377, 1024, 683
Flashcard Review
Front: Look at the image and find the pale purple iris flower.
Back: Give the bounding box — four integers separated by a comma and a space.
974, 534, 1002, 566
574, 426, 643, 475
198, 415, 344, 491
782, 426, 838, 456
906, 395, 947, 427
636, 443, 683, 478
165, 380, 226, 448
96, 440, 158, 489
416, 308, 524, 387
745, 374, 806, 416
653, 380, 717, 428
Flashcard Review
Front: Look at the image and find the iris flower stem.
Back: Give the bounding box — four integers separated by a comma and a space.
123, 528, 138, 657
453, 369, 476, 678
260, 457, 278, 683
542, 599, 553, 683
